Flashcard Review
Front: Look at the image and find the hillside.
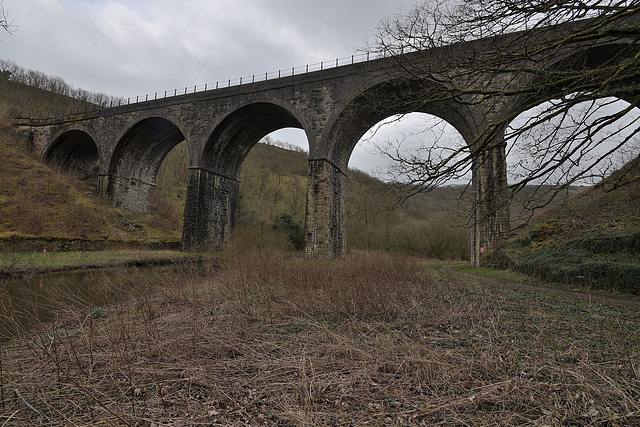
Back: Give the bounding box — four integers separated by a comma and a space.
488, 156, 640, 294
0, 131, 182, 250
0, 80, 182, 250
0, 77, 96, 119
155, 141, 473, 259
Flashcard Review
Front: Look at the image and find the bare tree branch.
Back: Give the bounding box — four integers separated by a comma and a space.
0, 1, 16, 35
365, 0, 640, 232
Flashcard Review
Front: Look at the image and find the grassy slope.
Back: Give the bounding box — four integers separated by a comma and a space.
157, 141, 475, 259
0, 80, 181, 249
489, 156, 640, 293
0, 133, 181, 247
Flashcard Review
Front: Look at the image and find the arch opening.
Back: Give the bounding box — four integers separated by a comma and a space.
202, 103, 304, 178
107, 117, 186, 213
45, 130, 99, 181
506, 94, 640, 223
324, 77, 473, 172
185, 102, 308, 252
237, 127, 309, 252
322, 78, 478, 260
346, 112, 471, 260
152, 141, 190, 233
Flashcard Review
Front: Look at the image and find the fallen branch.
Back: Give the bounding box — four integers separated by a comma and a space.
13, 389, 50, 425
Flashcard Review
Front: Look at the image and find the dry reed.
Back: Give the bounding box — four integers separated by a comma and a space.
0, 252, 638, 425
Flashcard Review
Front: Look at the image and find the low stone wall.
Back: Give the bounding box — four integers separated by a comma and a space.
0, 236, 181, 253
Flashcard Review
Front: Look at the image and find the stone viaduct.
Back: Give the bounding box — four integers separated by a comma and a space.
14, 18, 638, 264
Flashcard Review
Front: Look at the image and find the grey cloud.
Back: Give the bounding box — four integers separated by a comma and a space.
1, 0, 410, 172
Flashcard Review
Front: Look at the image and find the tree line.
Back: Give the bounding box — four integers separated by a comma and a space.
0, 59, 125, 108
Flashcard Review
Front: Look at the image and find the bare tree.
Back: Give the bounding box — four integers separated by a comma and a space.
1, 1, 16, 35
365, 0, 640, 254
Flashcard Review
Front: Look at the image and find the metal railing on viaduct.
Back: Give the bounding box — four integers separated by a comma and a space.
22, 51, 389, 121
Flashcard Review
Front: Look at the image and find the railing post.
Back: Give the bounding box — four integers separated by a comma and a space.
336, 58, 338, 67
320, 61, 323, 70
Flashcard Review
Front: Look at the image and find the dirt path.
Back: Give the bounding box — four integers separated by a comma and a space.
450, 267, 640, 309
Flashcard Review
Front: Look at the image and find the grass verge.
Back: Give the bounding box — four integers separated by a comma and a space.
0, 249, 201, 277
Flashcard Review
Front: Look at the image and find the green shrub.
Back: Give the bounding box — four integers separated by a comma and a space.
271, 213, 304, 251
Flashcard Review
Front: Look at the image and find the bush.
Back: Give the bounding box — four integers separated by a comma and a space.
272, 213, 304, 251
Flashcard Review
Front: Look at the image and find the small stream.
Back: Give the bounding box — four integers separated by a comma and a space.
0, 262, 213, 341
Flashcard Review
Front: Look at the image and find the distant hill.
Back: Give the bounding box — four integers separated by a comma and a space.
488, 156, 640, 294
156, 141, 473, 259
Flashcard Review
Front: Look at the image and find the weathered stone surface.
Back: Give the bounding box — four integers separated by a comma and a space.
305, 159, 346, 259
182, 167, 239, 252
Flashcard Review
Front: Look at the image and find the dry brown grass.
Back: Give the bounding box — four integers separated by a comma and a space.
1, 252, 639, 425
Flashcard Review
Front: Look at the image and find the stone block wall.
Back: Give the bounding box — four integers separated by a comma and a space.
182, 167, 239, 252
304, 159, 346, 258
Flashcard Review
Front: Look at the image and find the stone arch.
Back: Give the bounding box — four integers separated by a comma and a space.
182, 102, 307, 251
322, 78, 473, 172
201, 101, 306, 177
513, 40, 640, 117
302, 78, 474, 259
507, 38, 640, 174
44, 128, 99, 179
106, 116, 186, 212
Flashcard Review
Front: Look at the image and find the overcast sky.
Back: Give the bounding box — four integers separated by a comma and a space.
1, 0, 423, 172
4, 1, 635, 184
2, 0, 406, 97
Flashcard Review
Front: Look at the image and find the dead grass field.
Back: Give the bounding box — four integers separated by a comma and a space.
1, 252, 639, 426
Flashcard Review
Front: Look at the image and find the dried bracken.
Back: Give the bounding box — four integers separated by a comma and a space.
1, 252, 639, 425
